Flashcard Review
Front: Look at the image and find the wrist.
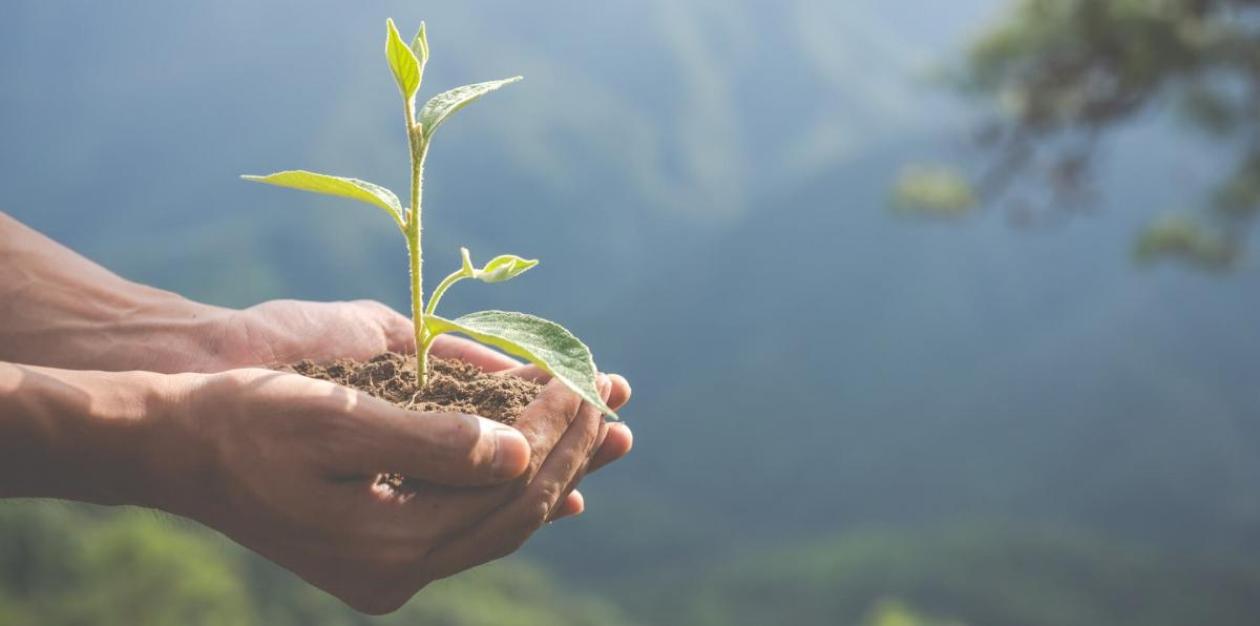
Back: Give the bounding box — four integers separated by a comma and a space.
0, 214, 239, 373
136, 370, 222, 517
98, 290, 235, 374
0, 363, 209, 512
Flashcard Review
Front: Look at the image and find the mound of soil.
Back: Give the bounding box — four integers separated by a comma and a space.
284, 353, 543, 492
284, 352, 541, 425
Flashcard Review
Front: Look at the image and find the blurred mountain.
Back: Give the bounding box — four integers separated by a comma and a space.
0, 0, 996, 309
0, 502, 637, 626
551, 127, 1260, 581
629, 523, 1260, 626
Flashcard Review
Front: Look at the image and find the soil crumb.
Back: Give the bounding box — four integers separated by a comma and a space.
283, 352, 541, 425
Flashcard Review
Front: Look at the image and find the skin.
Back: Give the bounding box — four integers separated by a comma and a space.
0, 212, 633, 613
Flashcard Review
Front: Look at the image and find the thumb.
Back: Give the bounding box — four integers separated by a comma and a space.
339, 404, 531, 486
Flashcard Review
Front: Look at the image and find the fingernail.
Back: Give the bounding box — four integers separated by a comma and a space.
491, 427, 529, 478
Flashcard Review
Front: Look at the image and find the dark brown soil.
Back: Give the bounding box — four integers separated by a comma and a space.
283, 352, 542, 425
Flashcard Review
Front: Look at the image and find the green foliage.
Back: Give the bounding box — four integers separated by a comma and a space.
428, 311, 617, 418
860, 598, 966, 626
384, 17, 422, 106
633, 524, 1260, 626
409, 22, 429, 66
0, 502, 639, 625
0, 504, 253, 626
472, 253, 539, 284
243, 19, 611, 411
426, 247, 537, 315
387, 560, 635, 626
1134, 214, 1236, 270
9, 504, 1260, 626
891, 165, 976, 218
240, 171, 405, 231
419, 78, 523, 142
950, 0, 1260, 268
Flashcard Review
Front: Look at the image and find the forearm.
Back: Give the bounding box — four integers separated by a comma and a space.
0, 361, 190, 508
0, 212, 231, 371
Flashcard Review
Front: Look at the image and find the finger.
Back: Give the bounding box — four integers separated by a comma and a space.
423, 377, 610, 578
386, 376, 591, 529
494, 371, 630, 477
510, 376, 591, 475
429, 335, 521, 371
501, 370, 630, 413
335, 399, 531, 486
549, 490, 584, 521
547, 420, 609, 519
606, 374, 631, 411
588, 423, 633, 473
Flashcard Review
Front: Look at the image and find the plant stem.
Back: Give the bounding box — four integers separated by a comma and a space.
405, 105, 430, 387
425, 269, 466, 317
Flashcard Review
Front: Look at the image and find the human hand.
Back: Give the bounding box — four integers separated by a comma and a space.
150, 365, 627, 613
209, 299, 633, 521
195, 298, 412, 371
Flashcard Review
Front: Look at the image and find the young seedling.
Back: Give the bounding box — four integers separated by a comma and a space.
243, 19, 616, 417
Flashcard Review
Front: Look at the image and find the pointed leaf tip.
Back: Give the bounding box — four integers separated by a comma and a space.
241, 170, 404, 229
419, 77, 523, 141
410, 21, 429, 65
385, 18, 421, 103
477, 254, 539, 283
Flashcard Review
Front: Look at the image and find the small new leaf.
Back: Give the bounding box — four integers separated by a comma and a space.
476, 254, 538, 283
426, 311, 618, 418
410, 22, 429, 68
420, 77, 523, 141
241, 170, 404, 230
385, 18, 421, 105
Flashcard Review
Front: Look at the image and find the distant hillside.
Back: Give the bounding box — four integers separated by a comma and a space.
546, 129, 1260, 581
628, 524, 1260, 626
0, 502, 638, 626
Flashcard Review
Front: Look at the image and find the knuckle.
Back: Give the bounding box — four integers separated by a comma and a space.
486, 532, 531, 564
535, 382, 581, 420
347, 590, 409, 616
578, 413, 601, 447
521, 495, 554, 533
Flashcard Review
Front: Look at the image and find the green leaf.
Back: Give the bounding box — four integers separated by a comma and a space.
476, 254, 539, 283
410, 21, 429, 68
426, 311, 618, 419
241, 170, 404, 229
385, 18, 421, 105
419, 77, 522, 141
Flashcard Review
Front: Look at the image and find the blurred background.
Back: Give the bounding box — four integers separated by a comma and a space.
3, 1, 1260, 624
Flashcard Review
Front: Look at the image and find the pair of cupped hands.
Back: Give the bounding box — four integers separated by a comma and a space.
106, 299, 630, 614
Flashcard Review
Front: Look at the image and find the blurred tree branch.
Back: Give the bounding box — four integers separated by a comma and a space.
906, 0, 1260, 269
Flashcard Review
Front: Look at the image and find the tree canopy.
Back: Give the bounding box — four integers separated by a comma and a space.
906, 0, 1260, 269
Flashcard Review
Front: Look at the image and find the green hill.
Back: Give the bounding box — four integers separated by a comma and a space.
0, 502, 637, 626
626, 524, 1260, 626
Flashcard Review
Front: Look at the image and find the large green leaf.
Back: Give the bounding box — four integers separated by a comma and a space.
419, 77, 522, 141
241, 170, 404, 229
385, 18, 421, 105
426, 311, 618, 419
